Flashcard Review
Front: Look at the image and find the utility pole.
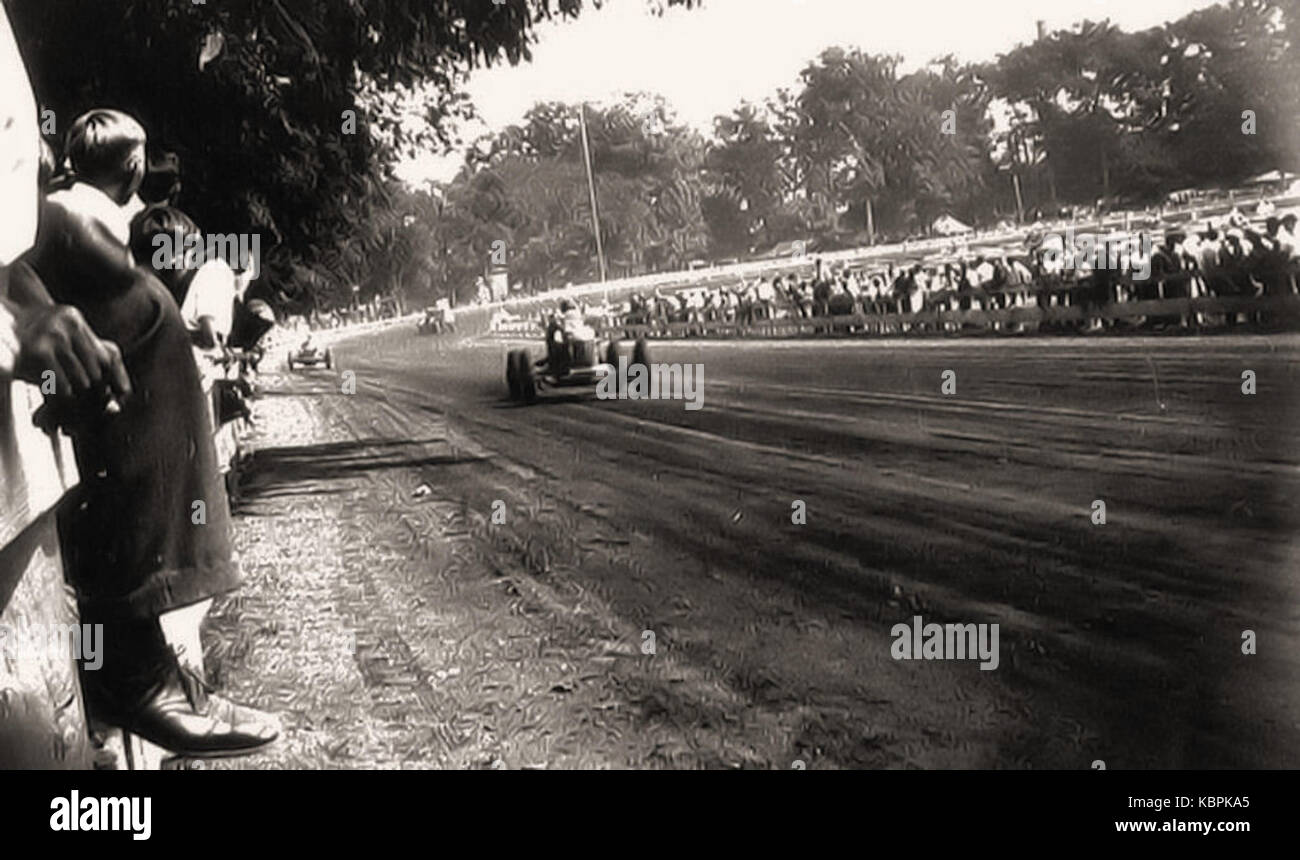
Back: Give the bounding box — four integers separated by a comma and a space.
578, 102, 608, 283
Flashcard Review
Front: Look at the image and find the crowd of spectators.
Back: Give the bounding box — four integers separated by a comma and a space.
618, 211, 1300, 334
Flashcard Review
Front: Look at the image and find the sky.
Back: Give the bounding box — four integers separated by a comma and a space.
395, 0, 1226, 186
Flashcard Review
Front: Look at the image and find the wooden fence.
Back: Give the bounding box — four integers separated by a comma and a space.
602, 294, 1300, 340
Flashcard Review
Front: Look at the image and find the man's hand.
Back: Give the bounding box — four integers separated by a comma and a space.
12, 302, 131, 402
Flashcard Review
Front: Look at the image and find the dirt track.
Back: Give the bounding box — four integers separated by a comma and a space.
209, 329, 1300, 769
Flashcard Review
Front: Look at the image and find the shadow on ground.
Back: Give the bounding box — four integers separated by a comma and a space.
237, 437, 485, 503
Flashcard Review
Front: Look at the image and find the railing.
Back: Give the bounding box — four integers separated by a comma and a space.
0, 379, 91, 768
595, 293, 1300, 340
479, 263, 1300, 342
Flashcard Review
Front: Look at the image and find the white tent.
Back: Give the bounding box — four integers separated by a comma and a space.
1245, 169, 1286, 186
932, 214, 973, 236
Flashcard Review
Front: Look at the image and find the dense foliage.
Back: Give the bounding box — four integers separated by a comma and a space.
6, 0, 694, 311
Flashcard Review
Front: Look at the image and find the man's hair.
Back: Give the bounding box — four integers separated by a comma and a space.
38, 137, 58, 190
139, 150, 182, 205
129, 204, 200, 268
65, 109, 147, 184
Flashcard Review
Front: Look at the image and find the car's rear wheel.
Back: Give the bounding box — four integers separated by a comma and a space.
506, 350, 521, 400
287, 357, 295, 371
518, 349, 538, 404
604, 342, 621, 395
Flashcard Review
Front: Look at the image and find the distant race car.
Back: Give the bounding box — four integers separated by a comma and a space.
416, 307, 452, 335
287, 341, 334, 371
505, 314, 648, 405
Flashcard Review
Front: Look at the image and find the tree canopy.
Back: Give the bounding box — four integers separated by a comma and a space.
5, 0, 695, 311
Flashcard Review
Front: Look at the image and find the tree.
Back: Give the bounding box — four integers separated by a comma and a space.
1162, 0, 1300, 185
776, 48, 995, 239
989, 2, 1300, 208
436, 94, 710, 290
703, 103, 788, 254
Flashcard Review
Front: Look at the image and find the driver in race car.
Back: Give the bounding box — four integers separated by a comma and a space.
543, 299, 586, 370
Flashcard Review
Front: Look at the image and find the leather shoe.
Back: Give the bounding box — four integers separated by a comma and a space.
119, 666, 281, 758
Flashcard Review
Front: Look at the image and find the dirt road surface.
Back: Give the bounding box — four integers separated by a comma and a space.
207, 329, 1300, 769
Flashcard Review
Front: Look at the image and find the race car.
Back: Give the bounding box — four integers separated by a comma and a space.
416, 306, 454, 335
416, 311, 440, 335
287, 339, 334, 371
505, 302, 648, 404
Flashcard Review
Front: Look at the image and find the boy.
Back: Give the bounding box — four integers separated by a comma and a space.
131, 202, 244, 492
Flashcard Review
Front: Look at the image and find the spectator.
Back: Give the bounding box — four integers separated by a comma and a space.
755, 277, 777, 320
791, 278, 812, 318
811, 269, 832, 317
131, 204, 244, 483
1, 8, 139, 771
138, 150, 181, 206
1276, 214, 1298, 261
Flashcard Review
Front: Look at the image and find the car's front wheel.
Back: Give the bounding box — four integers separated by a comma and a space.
518, 349, 538, 404
632, 337, 650, 369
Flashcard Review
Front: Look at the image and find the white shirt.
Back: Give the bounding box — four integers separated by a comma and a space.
0, 300, 17, 383
1277, 225, 1297, 259
181, 258, 236, 335
45, 182, 136, 246
0, 7, 37, 267
1, 5, 77, 548
180, 258, 236, 391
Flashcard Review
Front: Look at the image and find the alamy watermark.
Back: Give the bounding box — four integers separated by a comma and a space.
0, 622, 103, 670
150, 230, 261, 277
890, 615, 999, 670
1040, 228, 1152, 279
50, 791, 151, 841
596, 356, 704, 410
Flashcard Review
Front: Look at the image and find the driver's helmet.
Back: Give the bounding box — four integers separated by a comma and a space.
559, 298, 583, 325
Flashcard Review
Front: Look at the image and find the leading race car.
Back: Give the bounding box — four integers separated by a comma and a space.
287, 338, 334, 371
505, 302, 648, 404
416, 309, 442, 335
416, 305, 456, 335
